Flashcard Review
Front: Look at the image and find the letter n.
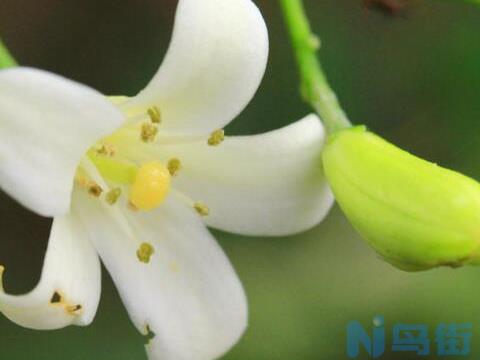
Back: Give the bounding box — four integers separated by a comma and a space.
347, 316, 385, 358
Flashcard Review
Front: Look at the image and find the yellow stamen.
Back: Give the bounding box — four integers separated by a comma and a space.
147, 106, 161, 124
167, 158, 182, 176
141, 123, 158, 142
129, 162, 171, 211
106, 188, 122, 205
75, 174, 89, 188
88, 182, 103, 197
96, 143, 116, 156
50, 292, 62, 304
128, 201, 139, 212
194, 202, 210, 217
144, 324, 156, 344
49, 290, 83, 315
208, 130, 225, 146
66, 304, 83, 314
137, 243, 155, 263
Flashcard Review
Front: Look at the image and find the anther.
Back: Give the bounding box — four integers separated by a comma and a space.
208, 130, 225, 146
128, 201, 139, 212
66, 304, 82, 314
96, 143, 116, 156
144, 324, 156, 344
75, 175, 89, 188
194, 202, 210, 217
106, 188, 122, 205
141, 123, 159, 142
137, 243, 155, 264
167, 158, 182, 176
50, 292, 62, 304
147, 106, 161, 124
88, 182, 103, 197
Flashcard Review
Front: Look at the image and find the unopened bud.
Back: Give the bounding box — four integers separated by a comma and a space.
323, 126, 480, 271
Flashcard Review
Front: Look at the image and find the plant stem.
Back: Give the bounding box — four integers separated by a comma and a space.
279, 0, 351, 133
0, 39, 17, 69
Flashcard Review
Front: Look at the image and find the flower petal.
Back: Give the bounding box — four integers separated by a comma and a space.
0, 67, 124, 217
73, 181, 247, 360
150, 114, 334, 236
0, 210, 101, 330
124, 0, 268, 135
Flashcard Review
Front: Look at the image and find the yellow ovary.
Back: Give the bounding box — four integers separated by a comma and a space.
129, 161, 171, 211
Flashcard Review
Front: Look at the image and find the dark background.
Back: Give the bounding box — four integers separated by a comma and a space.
1, 0, 480, 359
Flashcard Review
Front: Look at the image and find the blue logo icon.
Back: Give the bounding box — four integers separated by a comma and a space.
347, 316, 385, 358
347, 316, 472, 358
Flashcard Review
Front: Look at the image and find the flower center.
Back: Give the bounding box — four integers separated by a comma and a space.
79, 103, 222, 216
83, 107, 173, 211
85, 147, 172, 210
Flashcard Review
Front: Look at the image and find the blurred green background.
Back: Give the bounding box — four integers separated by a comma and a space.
1, 0, 480, 359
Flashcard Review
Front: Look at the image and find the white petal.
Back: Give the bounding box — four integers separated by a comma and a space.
73, 183, 247, 360
0, 209, 101, 330
0, 67, 124, 217
152, 114, 334, 236
124, 0, 268, 135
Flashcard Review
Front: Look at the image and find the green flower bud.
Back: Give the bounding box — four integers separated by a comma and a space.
322, 126, 480, 271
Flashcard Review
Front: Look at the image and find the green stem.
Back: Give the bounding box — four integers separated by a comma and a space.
445, 0, 480, 4
0, 39, 17, 69
279, 0, 351, 133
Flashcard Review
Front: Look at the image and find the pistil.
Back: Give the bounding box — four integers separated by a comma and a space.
129, 161, 171, 211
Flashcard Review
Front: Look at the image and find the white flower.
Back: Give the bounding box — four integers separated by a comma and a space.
0, 0, 333, 359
